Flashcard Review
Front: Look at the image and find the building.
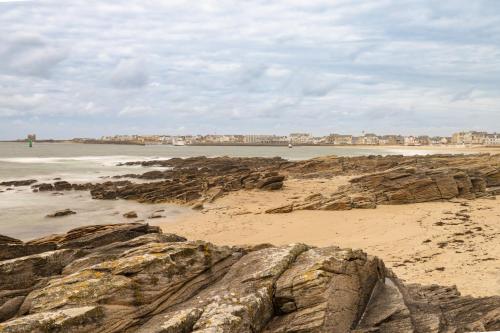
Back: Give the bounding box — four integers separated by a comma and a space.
404, 136, 420, 146
451, 131, 487, 145
378, 135, 403, 145
417, 136, 431, 145
451, 132, 465, 144
243, 135, 288, 144
485, 133, 500, 146
327, 133, 353, 145
288, 133, 313, 144
464, 131, 487, 145
359, 133, 379, 145
430, 136, 448, 145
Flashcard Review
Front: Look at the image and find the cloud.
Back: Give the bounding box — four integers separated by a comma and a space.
0, 93, 46, 114
0, 0, 499, 139
118, 105, 156, 117
0, 33, 66, 77
110, 59, 149, 88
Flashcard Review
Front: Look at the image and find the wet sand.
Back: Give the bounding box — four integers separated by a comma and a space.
159, 178, 500, 297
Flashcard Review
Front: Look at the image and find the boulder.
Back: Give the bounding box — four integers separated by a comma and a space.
122, 211, 138, 219
53, 181, 72, 191
45, 209, 76, 218
256, 175, 285, 190
32, 183, 53, 191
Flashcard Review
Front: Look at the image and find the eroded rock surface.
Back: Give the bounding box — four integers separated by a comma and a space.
268, 154, 500, 213
0, 223, 498, 332
20, 154, 499, 210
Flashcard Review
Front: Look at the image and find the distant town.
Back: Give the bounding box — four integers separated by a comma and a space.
56, 131, 500, 147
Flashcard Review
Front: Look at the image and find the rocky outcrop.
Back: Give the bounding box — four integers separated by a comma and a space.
268, 155, 500, 213
29, 157, 289, 205
0, 180, 37, 187
0, 224, 498, 332
22, 154, 500, 209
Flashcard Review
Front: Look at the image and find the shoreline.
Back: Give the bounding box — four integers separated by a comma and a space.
1, 152, 499, 299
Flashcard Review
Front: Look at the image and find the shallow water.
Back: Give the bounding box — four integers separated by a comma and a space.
0, 189, 190, 241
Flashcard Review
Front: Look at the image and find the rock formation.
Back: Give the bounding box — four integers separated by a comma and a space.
18, 154, 500, 209
0, 180, 37, 187
31, 157, 288, 205
268, 154, 500, 213
46, 209, 77, 218
0, 223, 498, 332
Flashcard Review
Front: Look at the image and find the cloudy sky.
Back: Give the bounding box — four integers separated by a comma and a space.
1, 0, 499, 139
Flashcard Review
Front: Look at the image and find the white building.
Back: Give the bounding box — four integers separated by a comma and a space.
404, 136, 420, 146
244, 135, 288, 144
288, 133, 313, 144
485, 133, 500, 146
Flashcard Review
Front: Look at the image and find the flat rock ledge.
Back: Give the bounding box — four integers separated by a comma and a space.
1, 223, 499, 332
267, 154, 500, 213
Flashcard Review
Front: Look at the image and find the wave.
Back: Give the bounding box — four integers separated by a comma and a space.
0, 155, 172, 166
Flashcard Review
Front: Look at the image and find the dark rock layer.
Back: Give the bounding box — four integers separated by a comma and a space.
21, 154, 500, 209
0, 223, 498, 332
0, 180, 37, 187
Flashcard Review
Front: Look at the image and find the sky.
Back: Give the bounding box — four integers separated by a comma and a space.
0, 0, 499, 139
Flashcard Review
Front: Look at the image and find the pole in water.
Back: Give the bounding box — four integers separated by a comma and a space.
28, 139, 32, 148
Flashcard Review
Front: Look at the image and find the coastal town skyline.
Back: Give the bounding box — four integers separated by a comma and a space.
17, 130, 500, 147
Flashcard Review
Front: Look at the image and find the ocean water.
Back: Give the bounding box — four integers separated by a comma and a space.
0, 142, 468, 240
0, 142, 462, 181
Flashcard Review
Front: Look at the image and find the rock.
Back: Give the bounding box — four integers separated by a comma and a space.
205, 186, 224, 202
191, 201, 204, 210
265, 204, 294, 214
27, 223, 161, 249
148, 212, 163, 219
319, 195, 352, 210
0, 224, 498, 332
45, 209, 76, 218
0, 306, 103, 332
0, 248, 78, 291
256, 175, 285, 190
32, 183, 54, 191
53, 181, 72, 191
0, 235, 22, 246
0, 180, 37, 187
0, 236, 56, 261
0, 296, 25, 322
123, 211, 138, 219
268, 154, 500, 212
0, 234, 58, 261
26, 155, 499, 210
265, 247, 382, 332
261, 181, 283, 191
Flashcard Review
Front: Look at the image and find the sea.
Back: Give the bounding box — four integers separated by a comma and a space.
0, 142, 471, 240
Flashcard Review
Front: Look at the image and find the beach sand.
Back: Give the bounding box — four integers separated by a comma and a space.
159, 177, 500, 297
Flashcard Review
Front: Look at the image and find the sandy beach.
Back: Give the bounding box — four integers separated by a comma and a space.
160, 177, 500, 297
